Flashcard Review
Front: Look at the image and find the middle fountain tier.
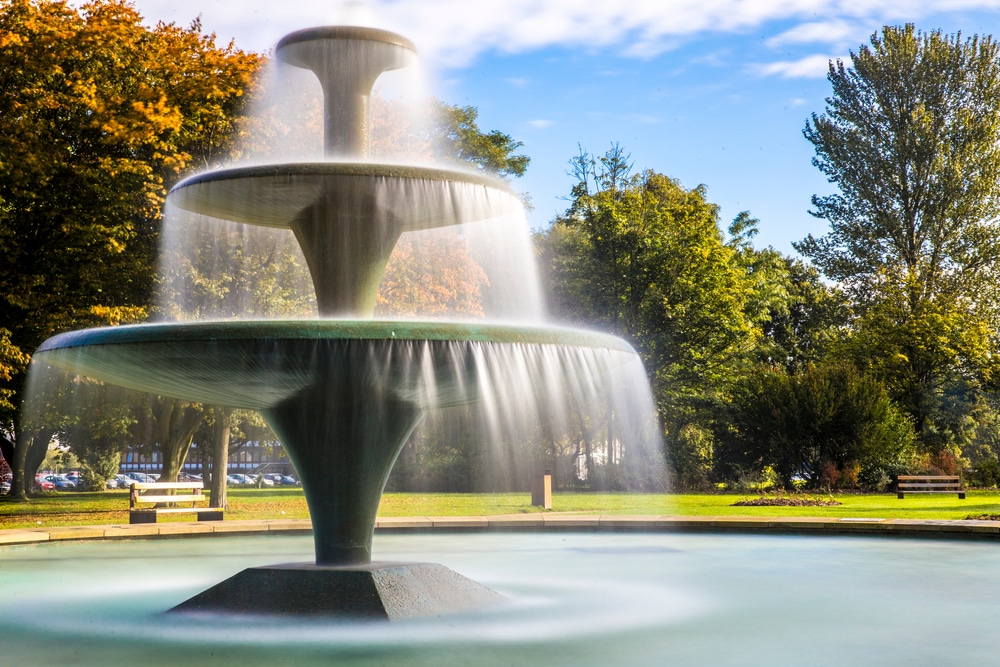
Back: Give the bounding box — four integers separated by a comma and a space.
32, 24, 662, 618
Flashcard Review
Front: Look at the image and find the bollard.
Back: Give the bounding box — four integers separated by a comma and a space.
531, 468, 552, 509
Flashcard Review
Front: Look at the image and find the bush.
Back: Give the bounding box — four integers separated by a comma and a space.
969, 457, 1000, 488
716, 363, 916, 490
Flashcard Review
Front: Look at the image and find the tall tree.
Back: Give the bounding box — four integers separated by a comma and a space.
538, 145, 761, 487
0, 0, 261, 482
797, 25, 1000, 451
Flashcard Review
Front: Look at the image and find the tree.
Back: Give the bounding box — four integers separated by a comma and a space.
429, 103, 530, 180
538, 145, 761, 487
144, 397, 204, 483
753, 258, 849, 373
0, 0, 261, 489
57, 381, 137, 490
375, 233, 490, 318
797, 25, 1000, 452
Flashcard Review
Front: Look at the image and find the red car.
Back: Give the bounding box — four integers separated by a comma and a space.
34, 476, 55, 491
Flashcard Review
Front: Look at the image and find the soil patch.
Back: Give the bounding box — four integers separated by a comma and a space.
966, 514, 1000, 521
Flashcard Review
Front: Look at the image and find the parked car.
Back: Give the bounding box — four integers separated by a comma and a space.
34, 474, 56, 491
226, 474, 252, 486
35, 474, 76, 491
279, 475, 300, 486
124, 472, 155, 485
0, 480, 10, 494
39, 474, 75, 491
111, 474, 132, 489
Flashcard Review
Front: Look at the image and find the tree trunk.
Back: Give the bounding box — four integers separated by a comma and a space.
10, 429, 53, 501
151, 398, 205, 482
209, 407, 231, 509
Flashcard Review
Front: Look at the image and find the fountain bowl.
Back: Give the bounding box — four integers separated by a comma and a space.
34, 319, 636, 411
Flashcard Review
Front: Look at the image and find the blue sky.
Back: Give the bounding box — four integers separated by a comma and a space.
129, 0, 1000, 255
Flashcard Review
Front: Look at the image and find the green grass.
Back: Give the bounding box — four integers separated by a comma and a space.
2, 488, 999, 531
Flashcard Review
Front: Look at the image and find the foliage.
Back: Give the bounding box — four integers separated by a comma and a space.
752, 257, 849, 372
375, 233, 490, 319
716, 364, 916, 490
429, 103, 530, 179
56, 381, 137, 490
0, 0, 260, 450
538, 145, 762, 487
797, 24, 1000, 453
157, 220, 315, 320
0, 329, 29, 437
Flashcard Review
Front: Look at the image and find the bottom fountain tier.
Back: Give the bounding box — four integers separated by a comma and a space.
35, 320, 641, 569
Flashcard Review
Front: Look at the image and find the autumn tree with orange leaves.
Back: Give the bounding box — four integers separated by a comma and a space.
0, 0, 261, 496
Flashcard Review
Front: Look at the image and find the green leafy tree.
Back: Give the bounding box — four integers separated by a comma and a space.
429, 103, 530, 180
538, 145, 760, 487
58, 382, 137, 490
797, 25, 1000, 452
754, 258, 850, 372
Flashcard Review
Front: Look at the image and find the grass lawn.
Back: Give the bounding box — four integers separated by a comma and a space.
3, 487, 1000, 531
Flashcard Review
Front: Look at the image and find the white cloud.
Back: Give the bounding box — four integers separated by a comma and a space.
128, 0, 1000, 67
528, 119, 554, 128
627, 113, 661, 125
758, 54, 841, 78
765, 20, 866, 49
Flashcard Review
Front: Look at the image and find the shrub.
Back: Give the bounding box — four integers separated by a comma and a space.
717, 363, 916, 490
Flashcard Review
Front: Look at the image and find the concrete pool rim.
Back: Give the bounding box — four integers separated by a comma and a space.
4, 514, 1000, 547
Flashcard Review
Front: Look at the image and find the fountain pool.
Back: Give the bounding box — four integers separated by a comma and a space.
2, 531, 998, 666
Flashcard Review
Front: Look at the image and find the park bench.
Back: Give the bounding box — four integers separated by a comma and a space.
896, 475, 965, 499
129, 481, 224, 524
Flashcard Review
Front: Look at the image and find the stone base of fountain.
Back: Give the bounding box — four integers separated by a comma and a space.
168, 562, 504, 619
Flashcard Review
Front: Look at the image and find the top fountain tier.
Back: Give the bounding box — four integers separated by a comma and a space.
167, 26, 521, 317
276, 26, 417, 158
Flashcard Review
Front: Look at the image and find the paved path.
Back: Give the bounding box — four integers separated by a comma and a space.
3, 514, 1000, 546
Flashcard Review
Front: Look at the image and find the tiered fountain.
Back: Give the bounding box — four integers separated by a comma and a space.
33, 25, 649, 619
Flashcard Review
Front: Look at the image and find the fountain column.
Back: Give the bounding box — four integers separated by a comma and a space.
276, 26, 416, 158
261, 347, 423, 565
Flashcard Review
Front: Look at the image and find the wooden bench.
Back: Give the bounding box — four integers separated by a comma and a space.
897, 475, 965, 499
129, 481, 224, 524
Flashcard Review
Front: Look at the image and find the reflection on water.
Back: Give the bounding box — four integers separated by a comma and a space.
2, 532, 999, 666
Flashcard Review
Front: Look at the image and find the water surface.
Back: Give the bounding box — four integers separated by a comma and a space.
1, 532, 995, 666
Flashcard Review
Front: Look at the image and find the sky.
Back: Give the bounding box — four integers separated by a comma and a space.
126, 0, 1000, 255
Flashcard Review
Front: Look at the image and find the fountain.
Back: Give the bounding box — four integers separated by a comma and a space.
31, 25, 657, 618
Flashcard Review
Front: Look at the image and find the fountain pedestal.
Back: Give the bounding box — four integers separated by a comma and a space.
171, 562, 503, 618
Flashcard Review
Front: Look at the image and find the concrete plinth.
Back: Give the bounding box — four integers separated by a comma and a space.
169, 562, 503, 619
